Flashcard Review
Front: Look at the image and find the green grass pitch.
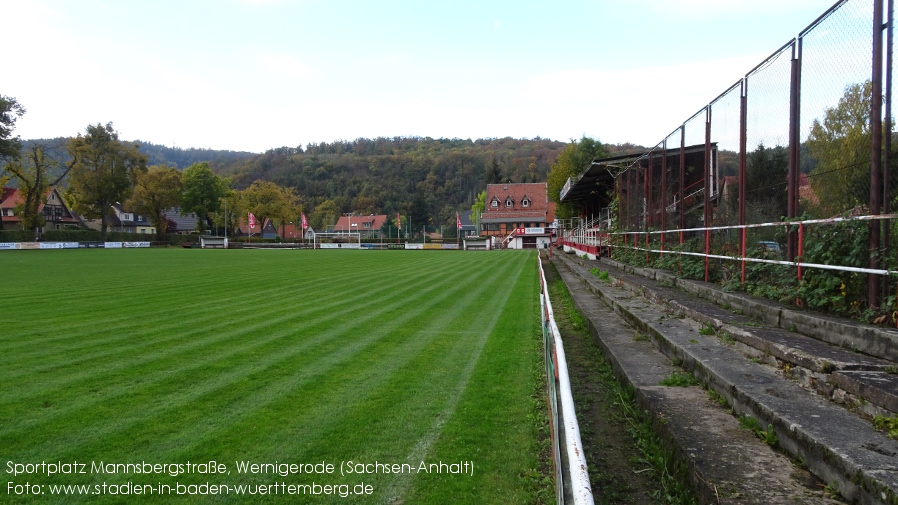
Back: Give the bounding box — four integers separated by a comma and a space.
0, 248, 545, 504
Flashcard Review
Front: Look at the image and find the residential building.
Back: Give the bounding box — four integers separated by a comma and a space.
111, 204, 156, 235
332, 214, 388, 239
0, 186, 83, 236
161, 207, 199, 234
458, 213, 477, 237
235, 217, 279, 239
479, 183, 555, 249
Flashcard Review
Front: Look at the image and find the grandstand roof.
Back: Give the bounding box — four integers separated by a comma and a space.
560, 143, 712, 204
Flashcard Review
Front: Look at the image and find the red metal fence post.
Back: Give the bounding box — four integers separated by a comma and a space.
704, 106, 712, 283
740, 79, 748, 287
869, 0, 884, 309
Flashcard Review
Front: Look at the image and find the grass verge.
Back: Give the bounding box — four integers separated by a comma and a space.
546, 262, 697, 505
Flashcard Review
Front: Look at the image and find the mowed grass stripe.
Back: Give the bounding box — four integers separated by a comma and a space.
378, 252, 533, 503
0, 252, 460, 389
159, 255, 526, 468
0, 250, 440, 357
1, 252, 520, 460
0, 254, 476, 446
1, 249, 544, 504
220, 252, 529, 460
0, 249, 458, 373
406, 253, 542, 504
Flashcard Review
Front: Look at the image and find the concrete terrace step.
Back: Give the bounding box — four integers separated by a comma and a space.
596, 257, 898, 419
551, 252, 898, 505
576, 257, 898, 419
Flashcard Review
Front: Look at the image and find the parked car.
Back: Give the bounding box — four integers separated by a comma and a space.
758, 241, 782, 257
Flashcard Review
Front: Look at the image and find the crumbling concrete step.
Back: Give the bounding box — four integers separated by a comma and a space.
831, 371, 898, 416
570, 256, 898, 417
554, 252, 898, 505
604, 257, 898, 363
550, 258, 841, 505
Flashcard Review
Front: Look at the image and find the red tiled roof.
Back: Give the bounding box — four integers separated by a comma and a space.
1, 186, 79, 224
1, 187, 23, 209
482, 183, 548, 222
799, 173, 817, 204
334, 214, 387, 232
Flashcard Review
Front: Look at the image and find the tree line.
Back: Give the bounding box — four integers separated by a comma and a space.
0, 95, 579, 240
216, 136, 570, 232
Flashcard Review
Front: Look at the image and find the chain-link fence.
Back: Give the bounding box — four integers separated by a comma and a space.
592, 0, 895, 317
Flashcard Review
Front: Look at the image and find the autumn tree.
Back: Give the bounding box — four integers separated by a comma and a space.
310, 199, 339, 230
4, 142, 75, 239
67, 123, 148, 240
127, 165, 184, 240
0, 95, 24, 162
214, 188, 240, 237
547, 136, 608, 219
0, 95, 26, 230
807, 81, 873, 217
470, 189, 486, 232
239, 180, 301, 234
181, 162, 229, 234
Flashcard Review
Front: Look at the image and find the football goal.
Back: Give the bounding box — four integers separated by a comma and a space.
314, 232, 361, 249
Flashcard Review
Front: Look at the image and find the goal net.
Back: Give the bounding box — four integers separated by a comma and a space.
314, 232, 362, 249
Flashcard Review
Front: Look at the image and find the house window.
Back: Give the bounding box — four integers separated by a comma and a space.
522, 197, 531, 208
363, 222, 371, 228
505, 198, 513, 208
490, 198, 499, 208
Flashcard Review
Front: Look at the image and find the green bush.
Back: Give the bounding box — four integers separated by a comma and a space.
0, 229, 33, 242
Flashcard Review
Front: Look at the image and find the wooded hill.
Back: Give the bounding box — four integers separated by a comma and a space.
216, 137, 567, 229
18, 135, 645, 231
22, 138, 257, 170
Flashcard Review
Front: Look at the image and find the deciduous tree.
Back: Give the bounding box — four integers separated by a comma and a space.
470, 189, 486, 232
547, 136, 607, 219
181, 162, 229, 234
239, 180, 301, 235
127, 165, 184, 240
807, 81, 873, 217
310, 199, 339, 230
67, 123, 148, 240
4, 142, 75, 239
0, 95, 24, 162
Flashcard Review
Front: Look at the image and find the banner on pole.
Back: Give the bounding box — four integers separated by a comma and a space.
248, 212, 256, 229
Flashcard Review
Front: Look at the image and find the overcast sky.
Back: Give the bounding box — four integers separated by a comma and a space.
5, 0, 840, 153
